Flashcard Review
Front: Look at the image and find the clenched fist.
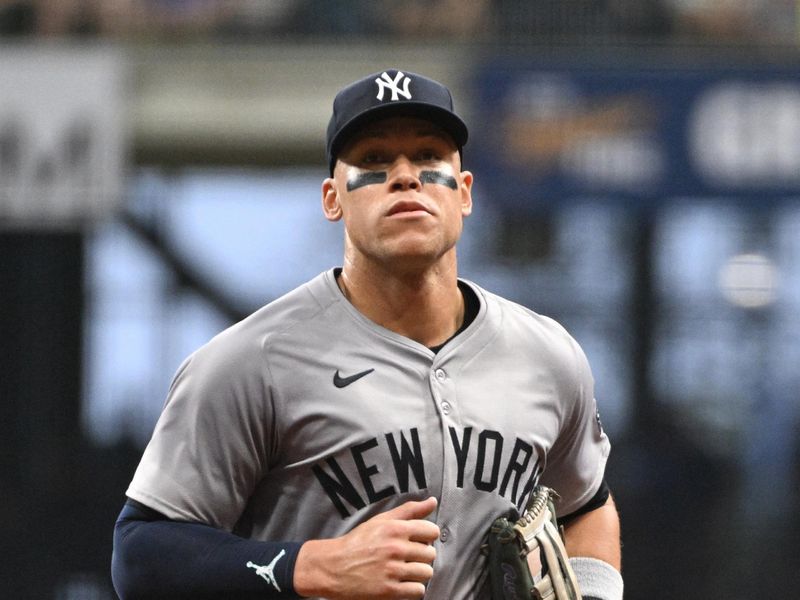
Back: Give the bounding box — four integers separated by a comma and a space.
293, 497, 440, 599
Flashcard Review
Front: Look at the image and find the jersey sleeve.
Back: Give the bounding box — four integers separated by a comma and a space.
126, 326, 276, 531
539, 336, 610, 516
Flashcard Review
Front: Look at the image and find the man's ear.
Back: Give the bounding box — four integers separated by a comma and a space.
322, 178, 343, 222
460, 171, 474, 217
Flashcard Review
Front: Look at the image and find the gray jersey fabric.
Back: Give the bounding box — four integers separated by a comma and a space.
127, 268, 611, 599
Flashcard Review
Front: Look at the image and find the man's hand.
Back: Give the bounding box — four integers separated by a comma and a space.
293, 496, 440, 600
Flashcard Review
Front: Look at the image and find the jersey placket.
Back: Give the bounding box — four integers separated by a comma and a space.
426, 357, 460, 595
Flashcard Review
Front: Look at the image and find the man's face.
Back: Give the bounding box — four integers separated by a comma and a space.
322, 116, 473, 273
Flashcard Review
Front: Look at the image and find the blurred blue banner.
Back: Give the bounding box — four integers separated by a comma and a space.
472, 59, 800, 208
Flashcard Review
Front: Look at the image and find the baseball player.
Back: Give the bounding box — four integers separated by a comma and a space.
111, 69, 622, 600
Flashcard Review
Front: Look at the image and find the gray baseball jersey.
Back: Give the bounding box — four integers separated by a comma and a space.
127, 268, 610, 599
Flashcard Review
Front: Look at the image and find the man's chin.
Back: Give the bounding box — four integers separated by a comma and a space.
376, 243, 457, 274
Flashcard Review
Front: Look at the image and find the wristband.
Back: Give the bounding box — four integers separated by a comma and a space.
568, 557, 623, 600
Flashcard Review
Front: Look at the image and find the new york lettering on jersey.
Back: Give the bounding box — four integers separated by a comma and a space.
311, 425, 544, 518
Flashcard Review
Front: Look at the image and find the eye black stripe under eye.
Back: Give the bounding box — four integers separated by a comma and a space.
420, 171, 458, 190
347, 171, 388, 191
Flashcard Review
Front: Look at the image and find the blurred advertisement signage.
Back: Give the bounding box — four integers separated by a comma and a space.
473, 61, 800, 208
0, 47, 126, 228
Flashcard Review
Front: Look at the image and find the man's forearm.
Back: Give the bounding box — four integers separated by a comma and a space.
563, 495, 623, 600
111, 501, 302, 599
563, 494, 621, 569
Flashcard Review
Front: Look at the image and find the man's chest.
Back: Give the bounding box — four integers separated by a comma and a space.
267, 344, 565, 514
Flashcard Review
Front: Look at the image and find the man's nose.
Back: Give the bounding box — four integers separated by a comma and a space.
388, 156, 421, 191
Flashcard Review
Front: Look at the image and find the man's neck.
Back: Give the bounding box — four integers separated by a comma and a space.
336, 260, 464, 348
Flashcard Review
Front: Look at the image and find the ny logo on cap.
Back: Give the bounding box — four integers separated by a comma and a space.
375, 71, 412, 102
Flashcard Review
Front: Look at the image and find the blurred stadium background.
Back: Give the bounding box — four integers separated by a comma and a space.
1, 0, 799, 598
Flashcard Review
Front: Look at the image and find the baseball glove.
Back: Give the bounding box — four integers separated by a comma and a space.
483, 486, 581, 600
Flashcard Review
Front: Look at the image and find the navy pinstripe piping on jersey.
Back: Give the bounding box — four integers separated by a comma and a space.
333, 368, 375, 388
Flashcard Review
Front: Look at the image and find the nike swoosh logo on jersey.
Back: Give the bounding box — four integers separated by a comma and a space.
333, 368, 375, 388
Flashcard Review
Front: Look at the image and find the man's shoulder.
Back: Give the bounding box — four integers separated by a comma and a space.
465, 280, 583, 365
467, 280, 573, 338
249, 269, 338, 331
196, 270, 339, 359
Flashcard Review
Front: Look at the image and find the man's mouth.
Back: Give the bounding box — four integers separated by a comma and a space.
387, 200, 431, 216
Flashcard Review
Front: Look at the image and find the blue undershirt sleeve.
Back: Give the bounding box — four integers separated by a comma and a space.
111, 500, 303, 599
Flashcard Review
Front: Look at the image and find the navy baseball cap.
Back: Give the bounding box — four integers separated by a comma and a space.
326, 69, 469, 174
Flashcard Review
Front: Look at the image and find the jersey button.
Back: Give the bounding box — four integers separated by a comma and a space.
441, 401, 451, 415
440, 527, 450, 542
435, 368, 447, 381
